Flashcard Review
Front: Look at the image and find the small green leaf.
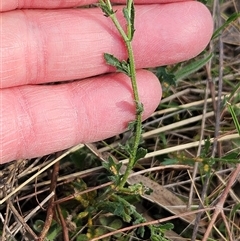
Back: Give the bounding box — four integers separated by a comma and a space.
128, 1, 135, 40
130, 2, 135, 37
99, 0, 115, 17
77, 211, 89, 219
104, 53, 130, 75
128, 120, 137, 132
135, 147, 147, 161
136, 101, 144, 115
99, 200, 132, 222
119, 141, 134, 157
109, 219, 123, 230
102, 155, 122, 175
151, 235, 161, 241
123, 7, 130, 22
137, 226, 146, 238
77, 234, 89, 241
222, 152, 239, 160
155, 66, 176, 86
157, 222, 174, 231
104, 53, 120, 66
123, 2, 135, 40
150, 223, 174, 241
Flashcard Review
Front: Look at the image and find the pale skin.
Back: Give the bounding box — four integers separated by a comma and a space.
0, 0, 213, 164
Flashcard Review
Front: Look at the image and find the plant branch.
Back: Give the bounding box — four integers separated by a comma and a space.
99, 0, 145, 189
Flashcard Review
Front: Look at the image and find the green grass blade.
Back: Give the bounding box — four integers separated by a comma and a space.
175, 53, 213, 81
212, 12, 240, 40
227, 102, 240, 136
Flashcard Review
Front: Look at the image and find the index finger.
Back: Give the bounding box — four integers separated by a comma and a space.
1, 0, 190, 12
1, 2, 213, 88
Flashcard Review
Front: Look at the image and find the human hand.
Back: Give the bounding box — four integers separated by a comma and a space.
0, 0, 213, 164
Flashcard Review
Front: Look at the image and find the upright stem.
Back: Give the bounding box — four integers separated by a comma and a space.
99, 0, 144, 189
118, 40, 142, 189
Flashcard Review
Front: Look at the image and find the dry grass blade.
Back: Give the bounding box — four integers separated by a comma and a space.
38, 161, 60, 241
0, 144, 84, 205
202, 164, 240, 241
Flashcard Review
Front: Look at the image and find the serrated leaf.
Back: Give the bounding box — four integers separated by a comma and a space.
120, 142, 133, 157
129, 1, 135, 40
123, 2, 135, 40
102, 161, 110, 171
104, 53, 130, 75
104, 53, 121, 66
99, 201, 132, 223
135, 147, 147, 161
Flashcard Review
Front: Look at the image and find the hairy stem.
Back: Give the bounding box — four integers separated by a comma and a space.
99, 0, 144, 189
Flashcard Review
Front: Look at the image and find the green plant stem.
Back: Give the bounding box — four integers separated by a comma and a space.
118, 40, 142, 189
100, 0, 143, 189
